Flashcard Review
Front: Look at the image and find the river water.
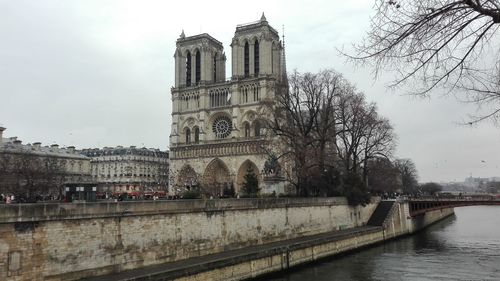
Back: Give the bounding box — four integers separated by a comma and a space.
261, 206, 500, 281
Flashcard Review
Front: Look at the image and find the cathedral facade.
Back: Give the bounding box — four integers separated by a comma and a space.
169, 15, 285, 195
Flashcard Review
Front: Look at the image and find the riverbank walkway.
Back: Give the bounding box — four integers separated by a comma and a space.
83, 225, 381, 281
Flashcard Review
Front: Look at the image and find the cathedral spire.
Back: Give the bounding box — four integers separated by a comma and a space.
260, 12, 267, 22
281, 25, 287, 79
179, 29, 185, 39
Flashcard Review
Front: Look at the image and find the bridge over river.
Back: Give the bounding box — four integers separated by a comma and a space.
407, 196, 500, 216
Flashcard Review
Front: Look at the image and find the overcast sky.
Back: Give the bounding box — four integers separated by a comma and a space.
1, 0, 499, 183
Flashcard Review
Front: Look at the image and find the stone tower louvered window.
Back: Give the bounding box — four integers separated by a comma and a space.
244, 42, 249, 78
271, 43, 274, 74
244, 123, 250, 138
195, 51, 201, 84
254, 121, 261, 137
213, 54, 217, 82
194, 127, 200, 143
186, 51, 192, 86
254, 40, 259, 75
185, 128, 191, 143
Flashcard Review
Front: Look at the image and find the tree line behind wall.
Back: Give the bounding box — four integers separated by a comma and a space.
0, 153, 66, 200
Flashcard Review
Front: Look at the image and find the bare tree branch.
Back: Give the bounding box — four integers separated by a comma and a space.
345, 0, 500, 124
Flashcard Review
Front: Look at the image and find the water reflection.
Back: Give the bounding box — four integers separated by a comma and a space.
261, 206, 500, 281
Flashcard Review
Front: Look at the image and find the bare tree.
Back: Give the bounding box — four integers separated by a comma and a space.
420, 182, 443, 195
350, 0, 500, 123
366, 157, 402, 194
313, 70, 344, 171
14, 154, 45, 198
394, 158, 419, 194
335, 88, 367, 175
0, 153, 16, 194
361, 114, 397, 184
335, 90, 396, 180
44, 156, 66, 198
267, 70, 342, 196
267, 68, 397, 202
334, 86, 396, 205
0, 152, 66, 200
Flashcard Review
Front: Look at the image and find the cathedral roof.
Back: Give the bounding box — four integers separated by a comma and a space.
235, 15, 279, 37
176, 33, 223, 48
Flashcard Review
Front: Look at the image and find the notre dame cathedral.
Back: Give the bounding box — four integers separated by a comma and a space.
169, 14, 286, 195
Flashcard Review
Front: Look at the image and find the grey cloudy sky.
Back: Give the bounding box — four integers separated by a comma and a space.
1, 0, 499, 183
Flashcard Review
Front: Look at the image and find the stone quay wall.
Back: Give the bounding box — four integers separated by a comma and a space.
172, 202, 455, 281
0, 198, 379, 281
382, 201, 455, 240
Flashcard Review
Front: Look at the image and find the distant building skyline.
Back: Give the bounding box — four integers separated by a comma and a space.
1, 126, 169, 195
81, 146, 169, 194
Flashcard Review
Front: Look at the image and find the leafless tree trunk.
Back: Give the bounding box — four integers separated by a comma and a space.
394, 158, 420, 194
267, 70, 342, 195
349, 0, 500, 124
361, 114, 396, 185
335, 90, 396, 186
366, 157, 402, 194
44, 157, 66, 198
0, 153, 16, 194
0, 153, 66, 199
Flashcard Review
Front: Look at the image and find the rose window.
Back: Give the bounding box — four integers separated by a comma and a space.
212, 116, 232, 138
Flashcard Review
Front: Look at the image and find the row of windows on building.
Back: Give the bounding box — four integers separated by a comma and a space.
243, 120, 262, 138
179, 85, 261, 112
185, 51, 219, 87
184, 39, 260, 87
96, 163, 161, 168
182, 120, 262, 144
96, 174, 160, 179
93, 164, 165, 172
209, 88, 231, 108
96, 167, 164, 174
241, 84, 260, 103
180, 92, 200, 111
93, 157, 167, 163
184, 127, 200, 144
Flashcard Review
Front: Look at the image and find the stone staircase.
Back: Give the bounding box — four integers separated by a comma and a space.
367, 200, 395, 226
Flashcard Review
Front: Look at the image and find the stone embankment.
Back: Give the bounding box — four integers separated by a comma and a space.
0, 198, 453, 280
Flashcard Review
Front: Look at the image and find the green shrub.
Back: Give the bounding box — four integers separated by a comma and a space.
181, 190, 201, 199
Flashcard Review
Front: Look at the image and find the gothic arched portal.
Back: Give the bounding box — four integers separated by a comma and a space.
177, 164, 198, 190
236, 159, 260, 193
202, 158, 231, 196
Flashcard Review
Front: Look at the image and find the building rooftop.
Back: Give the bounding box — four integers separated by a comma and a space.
235, 13, 278, 36
81, 146, 169, 158
0, 137, 89, 160
176, 32, 223, 47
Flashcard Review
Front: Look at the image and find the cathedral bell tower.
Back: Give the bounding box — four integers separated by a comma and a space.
231, 13, 282, 80
174, 32, 226, 88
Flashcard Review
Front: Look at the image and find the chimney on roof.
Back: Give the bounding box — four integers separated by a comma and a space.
50, 144, 59, 151
0, 126, 5, 145
13, 140, 22, 146
33, 142, 41, 149
67, 146, 75, 154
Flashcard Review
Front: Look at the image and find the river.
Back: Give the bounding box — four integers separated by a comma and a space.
260, 206, 500, 281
